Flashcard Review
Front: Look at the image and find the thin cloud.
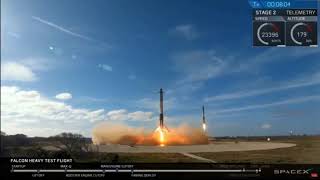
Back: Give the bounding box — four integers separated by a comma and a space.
205, 72, 320, 102
137, 97, 177, 112
128, 74, 137, 80
213, 95, 320, 114
105, 109, 153, 121
55, 92, 72, 100
172, 24, 199, 40
261, 123, 272, 129
173, 48, 319, 86
7, 31, 20, 39
1, 62, 37, 82
98, 64, 113, 72
77, 96, 109, 103
172, 49, 229, 83
32, 16, 95, 41
234, 47, 320, 73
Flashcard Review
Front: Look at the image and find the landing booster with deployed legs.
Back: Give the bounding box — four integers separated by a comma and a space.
158, 88, 169, 131
202, 105, 207, 132
159, 88, 164, 128
202, 106, 206, 125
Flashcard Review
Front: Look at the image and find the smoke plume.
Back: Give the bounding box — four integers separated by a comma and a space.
92, 122, 208, 146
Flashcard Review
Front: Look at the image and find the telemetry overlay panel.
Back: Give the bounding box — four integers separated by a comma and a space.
249, 0, 318, 47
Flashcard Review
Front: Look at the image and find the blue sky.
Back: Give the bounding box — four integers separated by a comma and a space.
1, 0, 320, 137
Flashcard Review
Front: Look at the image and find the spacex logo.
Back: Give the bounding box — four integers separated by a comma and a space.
274, 169, 310, 175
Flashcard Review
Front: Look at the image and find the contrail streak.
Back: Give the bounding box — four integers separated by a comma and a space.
32, 16, 95, 41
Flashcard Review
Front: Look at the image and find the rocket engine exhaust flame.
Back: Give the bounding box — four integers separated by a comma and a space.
158, 128, 165, 146
201, 106, 207, 132
155, 126, 169, 146
159, 132, 164, 146
202, 123, 206, 131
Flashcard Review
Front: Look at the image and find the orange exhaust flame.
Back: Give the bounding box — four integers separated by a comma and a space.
159, 130, 164, 143
155, 126, 168, 146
